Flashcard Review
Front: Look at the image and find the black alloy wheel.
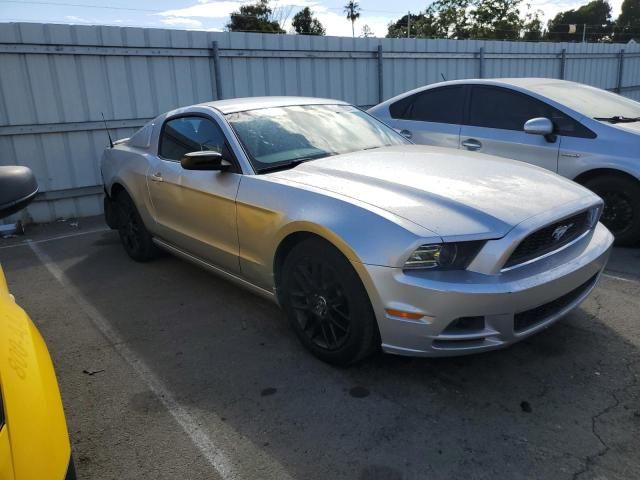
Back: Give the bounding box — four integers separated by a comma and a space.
584, 174, 640, 246
287, 256, 352, 351
599, 190, 634, 236
282, 238, 379, 365
116, 191, 160, 261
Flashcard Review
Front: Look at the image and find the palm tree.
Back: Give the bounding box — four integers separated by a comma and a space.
344, 1, 360, 38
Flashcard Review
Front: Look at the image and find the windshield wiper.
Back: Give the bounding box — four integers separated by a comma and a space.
594, 115, 640, 124
256, 153, 333, 174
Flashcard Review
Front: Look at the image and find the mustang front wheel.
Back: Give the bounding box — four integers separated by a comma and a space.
281, 238, 378, 365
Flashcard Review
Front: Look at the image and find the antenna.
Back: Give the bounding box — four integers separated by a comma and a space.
101, 112, 114, 148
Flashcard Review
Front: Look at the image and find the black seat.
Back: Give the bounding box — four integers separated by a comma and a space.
0, 166, 38, 219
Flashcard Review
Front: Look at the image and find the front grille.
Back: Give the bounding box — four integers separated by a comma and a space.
514, 274, 598, 332
504, 210, 592, 269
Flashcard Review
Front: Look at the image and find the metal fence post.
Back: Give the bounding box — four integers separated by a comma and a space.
617, 48, 625, 93
377, 44, 384, 104
560, 48, 566, 79
211, 41, 223, 100
478, 47, 484, 79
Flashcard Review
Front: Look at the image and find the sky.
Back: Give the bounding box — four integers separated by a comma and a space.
0, 0, 627, 38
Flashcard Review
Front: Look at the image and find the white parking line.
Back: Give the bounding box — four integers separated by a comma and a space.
0, 228, 110, 249
28, 240, 293, 480
602, 272, 640, 284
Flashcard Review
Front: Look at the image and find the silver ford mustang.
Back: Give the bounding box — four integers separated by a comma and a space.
101, 97, 614, 365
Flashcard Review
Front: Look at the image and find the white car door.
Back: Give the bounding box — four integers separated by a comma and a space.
147, 115, 241, 274
384, 85, 466, 149
459, 85, 560, 172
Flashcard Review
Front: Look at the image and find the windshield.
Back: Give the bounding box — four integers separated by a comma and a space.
226, 104, 408, 172
530, 82, 640, 121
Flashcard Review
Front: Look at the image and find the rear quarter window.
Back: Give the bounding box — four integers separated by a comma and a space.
389, 86, 465, 124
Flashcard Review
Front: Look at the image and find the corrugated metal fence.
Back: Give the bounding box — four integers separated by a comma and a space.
1, 22, 640, 223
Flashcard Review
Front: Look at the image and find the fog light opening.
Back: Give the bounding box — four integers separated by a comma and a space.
443, 316, 486, 333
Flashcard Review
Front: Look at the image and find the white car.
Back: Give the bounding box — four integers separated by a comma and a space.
369, 78, 640, 246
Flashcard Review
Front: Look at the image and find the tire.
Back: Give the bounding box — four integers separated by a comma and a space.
281, 238, 379, 366
115, 190, 160, 261
584, 174, 640, 246
104, 194, 120, 229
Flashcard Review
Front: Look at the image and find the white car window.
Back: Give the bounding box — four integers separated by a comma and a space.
391, 86, 465, 124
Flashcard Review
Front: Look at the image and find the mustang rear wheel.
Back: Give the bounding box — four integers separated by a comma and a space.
115, 191, 160, 261
584, 175, 640, 246
281, 238, 379, 366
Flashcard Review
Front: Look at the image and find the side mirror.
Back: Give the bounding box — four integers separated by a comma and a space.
524, 117, 554, 135
524, 117, 556, 143
180, 151, 231, 171
0, 166, 38, 220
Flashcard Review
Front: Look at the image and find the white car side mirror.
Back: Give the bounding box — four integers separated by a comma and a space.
524, 117, 554, 136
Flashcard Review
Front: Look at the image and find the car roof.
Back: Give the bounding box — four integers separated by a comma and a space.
200, 96, 349, 114
368, 78, 585, 113
424, 77, 578, 90
485, 78, 573, 88
440, 77, 585, 92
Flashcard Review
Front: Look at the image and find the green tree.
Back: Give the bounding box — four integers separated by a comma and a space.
615, 0, 640, 42
387, 0, 473, 39
423, 0, 473, 39
522, 5, 545, 41
344, 1, 361, 38
386, 13, 424, 38
471, 0, 523, 40
227, 0, 285, 33
292, 7, 326, 35
386, 0, 546, 40
547, 0, 613, 42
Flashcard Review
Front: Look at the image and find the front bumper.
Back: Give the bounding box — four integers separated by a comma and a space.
363, 222, 614, 357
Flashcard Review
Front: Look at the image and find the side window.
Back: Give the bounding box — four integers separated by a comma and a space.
390, 86, 465, 124
159, 116, 226, 161
468, 86, 551, 131
548, 110, 597, 139
468, 86, 596, 138
389, 96, 413, 119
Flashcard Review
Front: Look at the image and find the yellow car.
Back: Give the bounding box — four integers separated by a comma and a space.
0, 166, 75, 480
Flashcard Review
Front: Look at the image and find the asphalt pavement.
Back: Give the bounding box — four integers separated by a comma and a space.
1, 216, 638, 480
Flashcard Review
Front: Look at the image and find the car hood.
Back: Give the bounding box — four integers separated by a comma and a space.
608, 120, 640, 134
270, 145, 593, 239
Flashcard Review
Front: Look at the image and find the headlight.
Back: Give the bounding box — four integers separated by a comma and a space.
404, 242, 485, 270
587, 205, 602, 228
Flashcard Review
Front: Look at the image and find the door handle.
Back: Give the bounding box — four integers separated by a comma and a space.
462, 138, 482, 151
150, 171, 163, 182
399, 129, 413, 139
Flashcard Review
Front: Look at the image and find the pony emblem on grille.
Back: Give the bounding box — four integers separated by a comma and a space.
552, 223, 574, 241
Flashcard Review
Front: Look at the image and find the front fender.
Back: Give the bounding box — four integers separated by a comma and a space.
236, 175, 440, 290
564, 154, 640, 184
